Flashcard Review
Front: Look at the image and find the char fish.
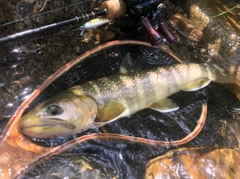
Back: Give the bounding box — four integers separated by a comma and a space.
18, 57, 238, 138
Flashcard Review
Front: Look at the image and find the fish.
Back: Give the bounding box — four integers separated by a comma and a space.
17, 56, 238, 139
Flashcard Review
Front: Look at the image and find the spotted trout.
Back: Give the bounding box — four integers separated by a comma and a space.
18, 60, 237, 138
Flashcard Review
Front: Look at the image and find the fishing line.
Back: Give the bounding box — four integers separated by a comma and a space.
74, 0, 88, 14
0, 9, 107, 44
0, 0, 91, 47
0, 0, 91, 27
0, 0, 127, 44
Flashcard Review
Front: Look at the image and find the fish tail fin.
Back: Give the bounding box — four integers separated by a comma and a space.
207, 59, 240, 84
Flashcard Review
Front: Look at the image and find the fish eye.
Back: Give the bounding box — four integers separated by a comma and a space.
47, 105, 63, 116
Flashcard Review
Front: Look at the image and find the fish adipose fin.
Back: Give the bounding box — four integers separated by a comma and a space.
149, 98, 179, 113
181, 78, 211, 91
119, 53, 143, 74
94, 101, 126, 127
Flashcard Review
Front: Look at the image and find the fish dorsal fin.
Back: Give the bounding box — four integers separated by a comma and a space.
149, 98, 179, 113
181, 78, 211, 91
94, 101, 126, 127
119, 53, 143, 74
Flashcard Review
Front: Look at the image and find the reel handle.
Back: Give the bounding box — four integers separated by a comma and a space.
139, 17, 163, 45
159, 22, 177, 44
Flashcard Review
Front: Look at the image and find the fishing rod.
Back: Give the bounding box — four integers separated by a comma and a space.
0, 0, 176, 46
0, 9, 106, 44
0, 0, 127, 44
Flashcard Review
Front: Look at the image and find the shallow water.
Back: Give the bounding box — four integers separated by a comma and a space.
1, 0, 240, 178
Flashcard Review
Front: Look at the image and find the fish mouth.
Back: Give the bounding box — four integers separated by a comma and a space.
18, 118, 76, 131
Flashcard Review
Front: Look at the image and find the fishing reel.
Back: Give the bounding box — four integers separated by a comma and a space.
0, 0, 127, 44
0, 0, 176, 46
124, 0, 176, 45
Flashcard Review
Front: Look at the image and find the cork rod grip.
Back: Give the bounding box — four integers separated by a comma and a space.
101, 0, 127, 19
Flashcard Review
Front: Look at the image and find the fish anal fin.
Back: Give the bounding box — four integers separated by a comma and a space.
149, 98, 179, 113
94, 101, 126, 127
181, 78, 211, 91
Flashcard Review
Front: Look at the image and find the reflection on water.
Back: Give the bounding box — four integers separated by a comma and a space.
1, 0, 240, 178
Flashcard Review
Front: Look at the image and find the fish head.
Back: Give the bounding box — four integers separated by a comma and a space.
18, 91, 98, 139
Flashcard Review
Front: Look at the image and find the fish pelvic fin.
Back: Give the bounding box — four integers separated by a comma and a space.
94, 101, 126, 127
149, 98, 179, 113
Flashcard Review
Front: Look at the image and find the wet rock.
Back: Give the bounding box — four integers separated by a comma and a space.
145, 148, 240, 179
22, 155, 117, 179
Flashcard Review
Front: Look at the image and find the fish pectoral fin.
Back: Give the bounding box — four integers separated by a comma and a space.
94, 101, 126, 127
149, 98, 179, 113
181, 78, 211, 91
